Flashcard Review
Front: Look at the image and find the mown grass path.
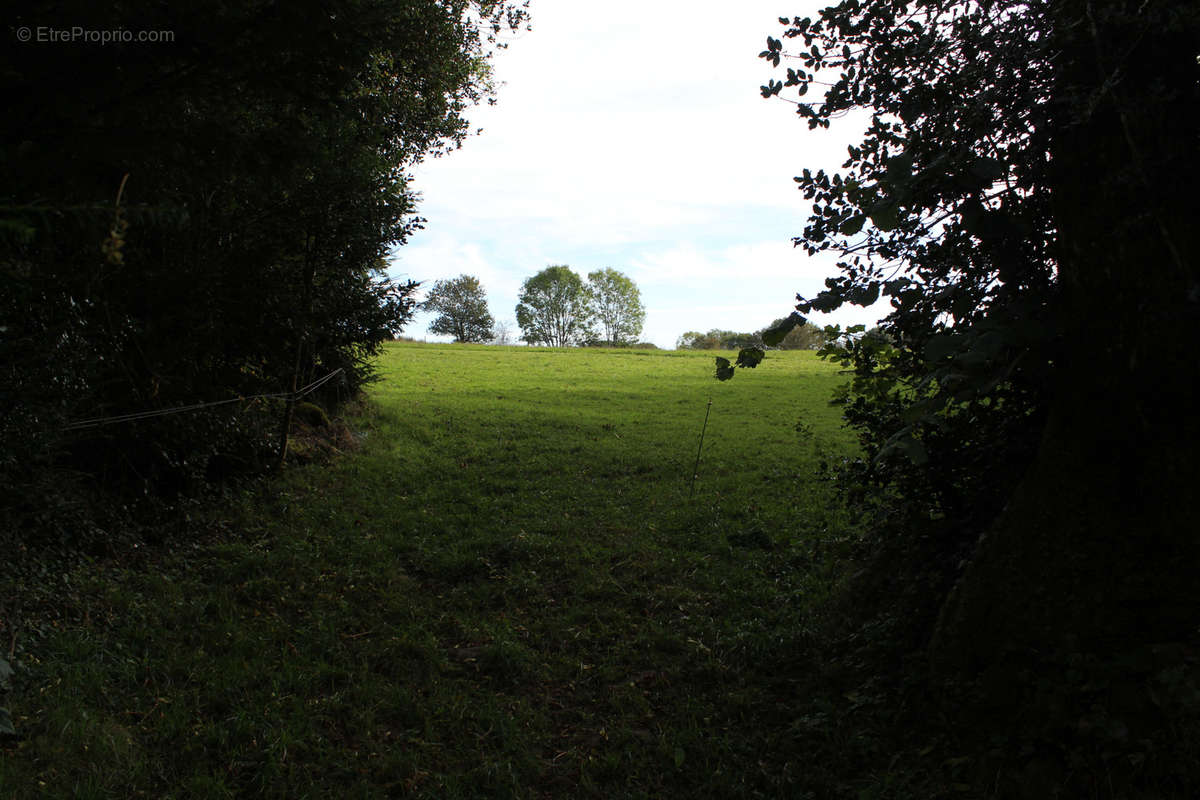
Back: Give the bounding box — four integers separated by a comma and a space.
2, 343, 857, 799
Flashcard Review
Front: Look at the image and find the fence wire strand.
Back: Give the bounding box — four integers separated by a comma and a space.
62, 368, 344, 431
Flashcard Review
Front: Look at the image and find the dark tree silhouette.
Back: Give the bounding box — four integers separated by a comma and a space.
1, 0, 527, 513
760, 0, 1199, 752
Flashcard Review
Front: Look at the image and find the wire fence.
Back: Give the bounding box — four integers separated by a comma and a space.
62, 368, 344, 431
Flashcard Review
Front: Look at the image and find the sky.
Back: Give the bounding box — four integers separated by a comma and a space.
388, 0, 890, 349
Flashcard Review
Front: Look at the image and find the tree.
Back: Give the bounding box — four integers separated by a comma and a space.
515, 266, 594, 347
586, 268, 645, 346
759, 0, 1199, 759
1, 0, 528, 522
677, 331, 718, 350
677, 329, 762, 350
759, 318, 825, 350
424, 274, 495, 343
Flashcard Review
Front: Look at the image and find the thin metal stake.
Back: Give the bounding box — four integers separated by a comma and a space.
690, 397, 713, 499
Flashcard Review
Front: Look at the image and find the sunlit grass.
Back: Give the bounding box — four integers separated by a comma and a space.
1, 342, 860, 798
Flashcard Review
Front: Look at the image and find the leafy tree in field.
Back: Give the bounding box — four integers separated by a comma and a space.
586, 268, 645, 346
757, 0, 1199, 769
515, 266, 594, 347
424, 274, 495, 343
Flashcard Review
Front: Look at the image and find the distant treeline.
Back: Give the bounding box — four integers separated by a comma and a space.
582, 340, 659, 349
676, 319, 827, 350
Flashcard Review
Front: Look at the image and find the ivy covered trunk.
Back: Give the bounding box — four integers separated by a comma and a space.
931, 0, 1200, 684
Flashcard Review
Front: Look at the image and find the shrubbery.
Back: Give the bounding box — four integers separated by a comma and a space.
1, 0, 527, 546
675, 320, 827, 351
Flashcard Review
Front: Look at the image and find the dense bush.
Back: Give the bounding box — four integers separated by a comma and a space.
753, 0, 1200, 793
676, 329, 762, 350
677, 322, 825, 351
1, 0, 527, 544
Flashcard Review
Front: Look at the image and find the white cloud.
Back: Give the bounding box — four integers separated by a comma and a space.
390, 0, 886, 349
630, 240, 890, 347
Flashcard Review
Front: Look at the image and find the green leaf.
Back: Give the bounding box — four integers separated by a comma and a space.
901, 436, 929, 465
673, 746, 686, 767
924, 334, 958, 362
877, 430, 929, 466
0, 657, 12, 690
735, 347, 765, 369
810, 291, 842, 313
885, 153, 913, 181
958, 198, 987, 237
969, 157, 1004, 182
856, 281, 880, 306
0, 219, 36, 243
714, 357, 735, 381
762, 313, 805, 346
839, 214, 865, 235
0, 707, 14, 738
868, 202, 900, 232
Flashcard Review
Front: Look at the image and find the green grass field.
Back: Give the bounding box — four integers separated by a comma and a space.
1, 342, 864, 799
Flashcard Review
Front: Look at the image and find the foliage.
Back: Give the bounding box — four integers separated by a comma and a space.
424, 274, 496, 343
677, 322, 823, 353
757, 0, 1063, 532
515, 265, 595, 347
755, 0, 1200, 794
676, 329, 763, 350
582, 341, 661, 349
674, 322, 823, 380
676, 332, 712, 349
762, 317, 826, 350
0, 656, 13, 738
758, 0, 1198, 584
714, 346, 767, 381
585, 268, 645, 346
0, 0, 528, 539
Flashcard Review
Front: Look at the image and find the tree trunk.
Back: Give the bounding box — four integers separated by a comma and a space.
275, 233, 318, 470
931, 1, 1200, 680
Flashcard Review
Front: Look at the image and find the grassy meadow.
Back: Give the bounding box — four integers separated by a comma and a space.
1, 342, 869, 799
